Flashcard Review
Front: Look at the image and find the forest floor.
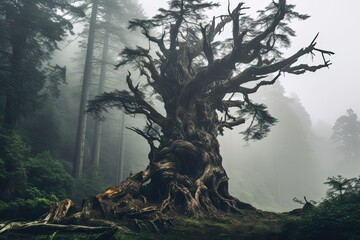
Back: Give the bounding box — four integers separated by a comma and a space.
0, 210, 300, 240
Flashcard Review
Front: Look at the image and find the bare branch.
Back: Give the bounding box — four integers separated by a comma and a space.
200, 0, 286, 86
87, 72, 166, 128
129, 20, 168, 55
218, 118, 246, 132
236, 71, 281, 94
283, 63, 330, 75
189, 15, 232, 59
169, 0, 185, 52
200, 24, 214, 66
229, 2, 249, 45
127, 126, 159, 159
216, 34, 334, 96
244, 0, 286, 49
125, 72, 166, 126
222, 99, 245, 108
141, 58, 161, 83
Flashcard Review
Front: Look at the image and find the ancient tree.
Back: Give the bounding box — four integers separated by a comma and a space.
53, 0, 333, 222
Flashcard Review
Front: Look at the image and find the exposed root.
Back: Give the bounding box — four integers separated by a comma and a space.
0, 221, 121, 236
42, 199, 75, 224
12, 137, 257, 234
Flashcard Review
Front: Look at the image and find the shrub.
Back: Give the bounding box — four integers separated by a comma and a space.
288, 176, 360, 240
25, 151, 73, 199
0, 129, 29, 200
0, 129, 74, 220
0, 188, 58, 220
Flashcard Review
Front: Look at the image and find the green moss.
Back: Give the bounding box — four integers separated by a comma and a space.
0, 214, 290, 240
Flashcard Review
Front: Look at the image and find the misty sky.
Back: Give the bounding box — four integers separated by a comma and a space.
137, 0, 360, 128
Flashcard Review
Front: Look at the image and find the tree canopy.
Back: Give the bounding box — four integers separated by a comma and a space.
331, 109, 360, 160
89, 0, 333, 144
0, 0, 84, 129
42, 0, 334, 223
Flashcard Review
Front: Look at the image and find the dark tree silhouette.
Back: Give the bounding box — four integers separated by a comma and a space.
331, 109, 360, 160
0, 0, 84, 129
49, 0, 333, 223
72, 0, 145, 179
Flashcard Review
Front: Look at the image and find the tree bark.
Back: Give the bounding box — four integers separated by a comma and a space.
115, 111, 126, 184
3, 20, 27, 130
48, 100, 254, 224
73, 0, 99, 178
91, 8, 111, 177
3, 95, 18, 130
50, 0, 333, 223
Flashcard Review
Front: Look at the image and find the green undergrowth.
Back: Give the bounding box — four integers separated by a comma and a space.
0, 213, 291, 240
3, 177, 360, 240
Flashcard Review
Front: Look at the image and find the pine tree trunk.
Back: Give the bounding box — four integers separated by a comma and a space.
90, 9, 111, 177
73, 0, 98, 178
115, 111, 126, 184
3, 27, 26, 130
3, 95, 18, 130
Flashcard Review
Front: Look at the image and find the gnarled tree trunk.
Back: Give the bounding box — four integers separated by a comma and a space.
46, 100, 253, 224
44, 0, 333, 225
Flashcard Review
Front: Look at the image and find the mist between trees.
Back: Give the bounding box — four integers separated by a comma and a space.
0, 0, 358, 216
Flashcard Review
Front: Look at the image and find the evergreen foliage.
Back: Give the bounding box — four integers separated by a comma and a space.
324, 175, 357, 199
238, 102, 277, 141
89, 0, 333, 143
0, 1, 342, 235
70, 0, 146, 179
222, 82, 320, 211
0, 129, 74, 220
288, 176, 360, 240
331, 109, 360, 160
25, 152, 73, 199
0, 0, 84, 129
0, 129, 29, 200
80, 0, 334, 220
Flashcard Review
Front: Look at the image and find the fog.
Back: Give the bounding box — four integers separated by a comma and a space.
2, 0, 359, 213
40, 0, 360, 210
136, 0, 360, 211
139, 0, 360, 125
